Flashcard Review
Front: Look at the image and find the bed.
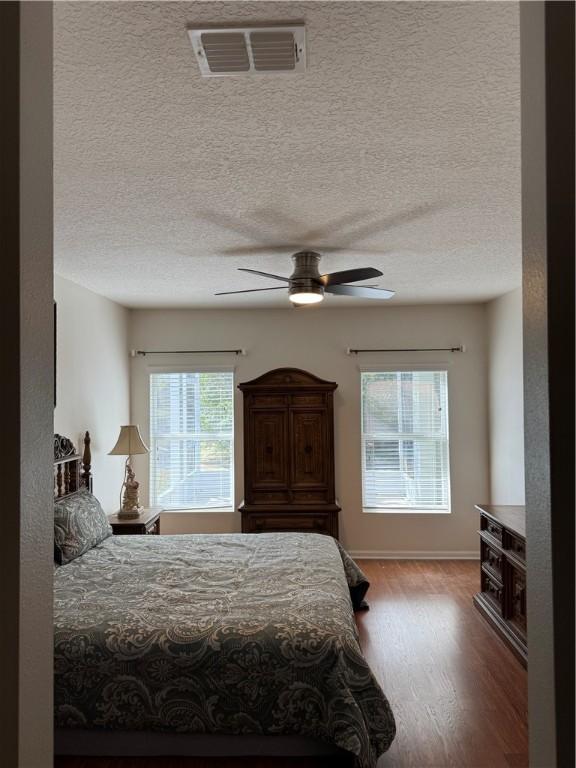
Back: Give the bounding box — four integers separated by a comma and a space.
53, 434, 396, 768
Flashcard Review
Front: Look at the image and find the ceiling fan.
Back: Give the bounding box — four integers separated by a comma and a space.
215, 251, 395, 306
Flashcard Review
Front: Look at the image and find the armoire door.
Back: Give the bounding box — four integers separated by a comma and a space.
290, 408, 328, 493
248, 408, 289, 500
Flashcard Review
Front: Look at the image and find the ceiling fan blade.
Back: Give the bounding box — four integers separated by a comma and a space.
238, 268, 290, 282
326, 284, 395, 300
214, 286, 286, 296
319, 267, 383, 286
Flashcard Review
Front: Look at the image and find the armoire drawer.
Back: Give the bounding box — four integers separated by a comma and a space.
291, 490, 329, 504
249, 490, 291, 504
245, 512, 332, 535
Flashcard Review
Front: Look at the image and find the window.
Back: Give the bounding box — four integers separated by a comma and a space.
149, 371, 234, 510
361, 370, 450, 512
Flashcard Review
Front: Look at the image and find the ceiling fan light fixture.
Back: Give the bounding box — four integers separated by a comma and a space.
288, 291, 324, 305
216, 249, 395, 304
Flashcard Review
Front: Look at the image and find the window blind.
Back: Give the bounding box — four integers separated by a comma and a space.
149, 371, 234, 510
361, 370, 450, 511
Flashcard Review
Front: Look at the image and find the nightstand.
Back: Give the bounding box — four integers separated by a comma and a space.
108, 508, 162, 536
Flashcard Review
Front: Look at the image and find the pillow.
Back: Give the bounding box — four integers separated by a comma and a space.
54, 489, 112, 565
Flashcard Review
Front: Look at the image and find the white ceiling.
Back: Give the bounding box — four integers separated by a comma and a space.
54, 1, 521, 309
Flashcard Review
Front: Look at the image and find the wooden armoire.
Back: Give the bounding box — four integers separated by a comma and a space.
238, 368, 340, 538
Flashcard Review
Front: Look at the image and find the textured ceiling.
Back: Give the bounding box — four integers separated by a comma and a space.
54, 1, 521, 309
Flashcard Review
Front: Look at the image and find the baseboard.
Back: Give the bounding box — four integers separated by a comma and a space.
348, 550, 479, 560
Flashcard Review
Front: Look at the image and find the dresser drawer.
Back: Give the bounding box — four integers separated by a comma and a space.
481, 569, 504, 616
507, 533, 526, 563
508, 564, 527, 637
481, 539, 503, 580
481, 515, 503, 544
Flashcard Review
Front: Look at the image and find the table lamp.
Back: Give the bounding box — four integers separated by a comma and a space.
109, 425, 149, 518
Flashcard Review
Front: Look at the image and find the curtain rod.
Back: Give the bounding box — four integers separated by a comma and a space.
346, 345, 464, 355
131, 349, 246, 357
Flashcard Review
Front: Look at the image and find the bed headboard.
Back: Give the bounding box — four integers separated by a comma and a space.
54, 432, 92, 500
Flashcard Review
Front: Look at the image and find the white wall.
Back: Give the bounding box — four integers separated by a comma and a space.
487, 288, 525, 504
130, 305, 489, 556
54, 275, 130, 513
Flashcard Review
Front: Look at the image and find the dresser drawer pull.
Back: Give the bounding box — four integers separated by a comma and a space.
146, 521, 159, 535
485, 579, 502, 601
509, 536, 526, 560
486, 550, 501, 571
486, 522, 501, 539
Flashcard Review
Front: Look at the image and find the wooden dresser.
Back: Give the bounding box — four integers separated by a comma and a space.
474, 504, 527, 665
238, 368, 340, 538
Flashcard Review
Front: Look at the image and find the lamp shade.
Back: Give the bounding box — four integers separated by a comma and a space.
108, 425, 149, 456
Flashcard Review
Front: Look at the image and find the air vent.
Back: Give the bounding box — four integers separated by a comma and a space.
250, 31, 296, 71
188, 25, 306, 77
200, 33, 250, 74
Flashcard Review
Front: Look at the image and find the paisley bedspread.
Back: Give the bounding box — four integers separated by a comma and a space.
54, 532, 395, 767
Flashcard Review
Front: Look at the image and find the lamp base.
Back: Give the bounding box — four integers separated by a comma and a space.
118, 458, 144, 518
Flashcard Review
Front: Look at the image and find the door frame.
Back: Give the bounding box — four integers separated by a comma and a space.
1, 2, 574, 765
0, 2, 54, 766
520, 2, 575, 766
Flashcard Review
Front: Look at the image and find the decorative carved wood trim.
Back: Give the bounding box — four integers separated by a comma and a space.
239, 367, 337, 391
82, 431, 92, 492
53, 431, 93, 499
54, 434, 76, 460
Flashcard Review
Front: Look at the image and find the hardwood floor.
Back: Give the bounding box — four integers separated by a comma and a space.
55, 560, 527, 768
359, 560, 527, 768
